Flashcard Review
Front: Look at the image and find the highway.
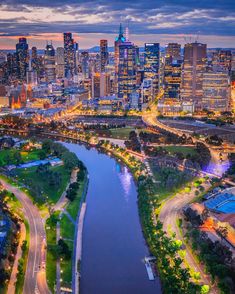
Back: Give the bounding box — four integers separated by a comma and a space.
0, 178, 50, 294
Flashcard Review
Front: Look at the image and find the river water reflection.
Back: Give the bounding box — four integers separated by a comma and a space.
63, 143, 161, 294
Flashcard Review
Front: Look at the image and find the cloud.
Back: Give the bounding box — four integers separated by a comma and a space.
0, 0, 234, 48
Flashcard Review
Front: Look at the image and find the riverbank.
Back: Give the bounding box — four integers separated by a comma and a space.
63, 142, 161, 294
45, 166, 88, 293
0, 133, 203, 292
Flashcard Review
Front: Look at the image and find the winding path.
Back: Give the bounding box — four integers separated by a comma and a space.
0, 178, 50, 294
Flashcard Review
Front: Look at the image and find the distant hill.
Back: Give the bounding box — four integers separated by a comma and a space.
1, 47, 234, 55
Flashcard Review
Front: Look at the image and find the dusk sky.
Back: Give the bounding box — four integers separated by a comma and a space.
0, 0, 234, 49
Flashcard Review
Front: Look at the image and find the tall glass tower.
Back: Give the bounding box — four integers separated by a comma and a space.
144, 43, 160, 99
16, 37, 29, 80
100, 40, 109, 73
64, 32, 75, 78
44, 43, 56, 83
117, 40, 136, 107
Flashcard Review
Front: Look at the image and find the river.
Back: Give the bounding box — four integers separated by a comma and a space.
64, 143, 161, 294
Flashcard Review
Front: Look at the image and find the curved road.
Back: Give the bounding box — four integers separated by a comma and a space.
0, 178, 50, 294
159, 183, 214, 289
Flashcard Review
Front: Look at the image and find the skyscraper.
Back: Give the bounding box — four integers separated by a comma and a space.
31, 46, 39, 74
144, 43, 160, 99
16, 37, 29, 80
64, 32, 75, 78
114, 24, 126, 76
117, 40, 136, 107
7, 53, 18, 80
56, 47, 65, 79
44, 43, 56, 83
165, 43, 181, 62
212, 49, 232, 72
164, 43, 182, 100
100, 40, 108, 72
92, 72, 110, 98
81, 51, 89, 79
202, 71, 230, 112
181, 42, 207, 110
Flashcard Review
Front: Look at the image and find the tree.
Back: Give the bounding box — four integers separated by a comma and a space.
62, 151, 78, 170
200, 285, 210, 294
42, 139, 53, 154
38, 149, 47, 160
13, 151, 22, 165
58, 239, 71, 259
216, 226, 228, 241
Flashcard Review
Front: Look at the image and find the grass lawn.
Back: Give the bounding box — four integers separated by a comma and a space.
14, 165, 70, 206
0, 149, 41, 167
4, 191, 23, 218
109, 127, 134, 139
60, 214, 75, 240
60, 215, 75, 289
164, 146, 196, 156
60, 241, 73, 289
149, 161, 193, 203
45, 212, 59, 294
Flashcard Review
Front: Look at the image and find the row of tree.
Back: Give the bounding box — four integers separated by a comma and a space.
137, 176, 202, 293
124, 131, 141, 153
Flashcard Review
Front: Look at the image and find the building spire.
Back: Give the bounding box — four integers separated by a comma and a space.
119, 23, 123, 37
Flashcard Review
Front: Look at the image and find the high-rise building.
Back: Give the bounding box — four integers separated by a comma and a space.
114, 24, 126, 75
164, 43, 182, 100
140, 79, 153, 109
100, 40, 108, 72
44, 43, 56, 83
56, 47, 65, 79
165, 43, 181, 62
202, 71, 230, 112
31, 47, 40, 75
181, 42, 207, 110
92, 72, 110, 98
26, 59, 37, 86
164, 61, 182, 100
144, 43, 160, 99
117, 40, 136, 106
212, 49, 232, 72
7, 53, 18, 80
16, 37, 29, 80
74, 42, 79, 75
64, 32, 75, 78
81, 51, 89, 79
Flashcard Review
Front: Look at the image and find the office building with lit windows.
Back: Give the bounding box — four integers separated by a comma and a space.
181, 42, 207, 110
144, 43, 160, 99
44, 43, 56, 83
117, 40, 136, 107
16, 37, 29, 80
56, 47, 65, 79
165, 43, 181, 62
81, 51, 90, 79
164, 60, 182, 100
92, 72, 110, 98
100, 40, 109, 73
202, 71, 230, 112
64, 32, 75, 78
164, 43, 182, 100
114, 24, 126, 75
212, 49, 232, 72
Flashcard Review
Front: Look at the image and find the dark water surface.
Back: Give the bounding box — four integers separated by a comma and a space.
64, 143, 161, 294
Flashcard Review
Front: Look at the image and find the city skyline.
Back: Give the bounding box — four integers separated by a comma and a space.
0, 0, 235, 49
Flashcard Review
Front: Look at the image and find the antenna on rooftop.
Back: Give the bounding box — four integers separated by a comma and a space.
125, 21, 130, 41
